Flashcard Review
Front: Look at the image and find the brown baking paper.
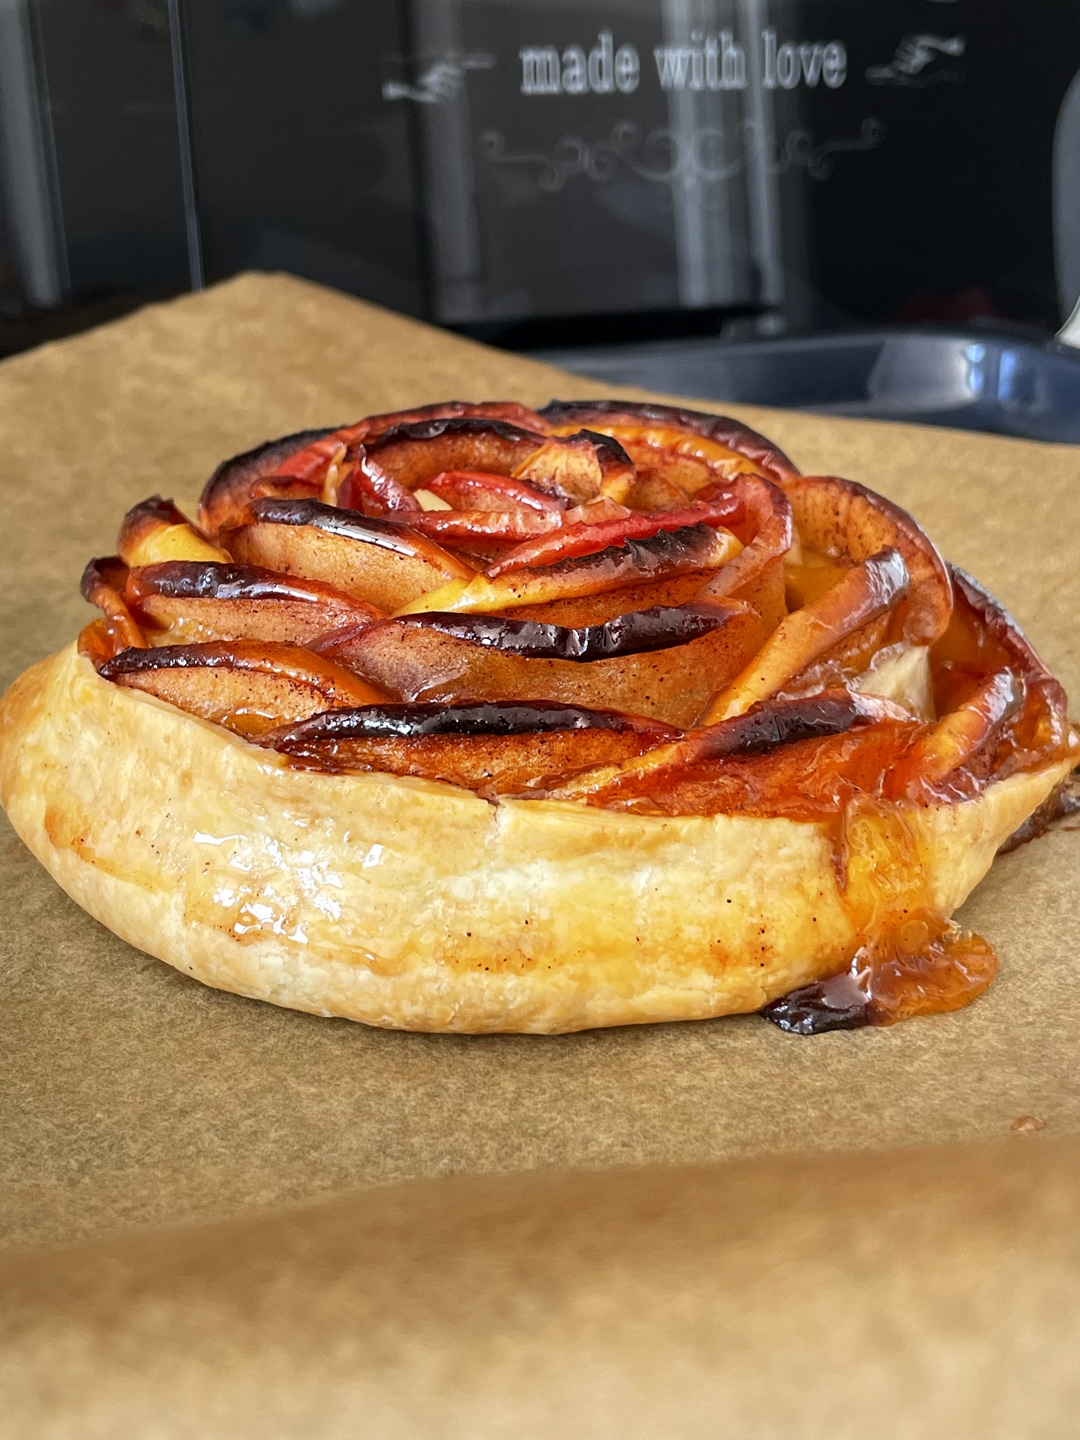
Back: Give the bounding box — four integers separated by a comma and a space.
3, 1141, 1080, 1438
1, 274, 1078, 1433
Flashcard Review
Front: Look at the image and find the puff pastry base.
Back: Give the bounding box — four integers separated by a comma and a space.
0, 645, 1071, 1033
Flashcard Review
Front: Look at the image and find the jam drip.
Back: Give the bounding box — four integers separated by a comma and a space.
763, 913, 998, 1035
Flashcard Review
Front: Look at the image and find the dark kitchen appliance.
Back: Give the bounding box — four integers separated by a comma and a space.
2, 0, 1080, 436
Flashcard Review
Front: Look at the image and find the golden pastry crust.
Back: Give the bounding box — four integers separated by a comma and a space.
0, 644, 1071, 1033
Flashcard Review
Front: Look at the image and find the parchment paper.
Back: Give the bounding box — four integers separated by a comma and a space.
1, 274, 1078, 1435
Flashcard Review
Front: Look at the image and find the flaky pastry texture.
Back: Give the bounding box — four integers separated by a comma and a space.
0, 400, 1075, 1033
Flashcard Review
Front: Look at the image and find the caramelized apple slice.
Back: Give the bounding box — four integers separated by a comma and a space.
782, 476, 952, 647
126, 561, 381, 645
491, 574, 722, 627
98, 641, 386, 737
357, 418, 616, 506
222, 498, 475, 613
540, 400, 799, 485
360, 400, 547, 436
549, 690, 910, 803
270, 430, 361, 484
925, 565, 1077, 796
519, 427, 632, 500
696, 475, 792, 634
118, 497, 229, 567
198, 428, 344, 537
357, 418, 550, 490
389, 498, 633, 558
321, 600, 760, 728
80, 556, 146, 649
197, 407, 545, 537
78, 619, 129, 668
263, 701, 677, 795
702, 548, 909, 723
885, 669, 1023, 802
334, 449, 422, 516
849, 642, 935, 719
396, 523, 742, 617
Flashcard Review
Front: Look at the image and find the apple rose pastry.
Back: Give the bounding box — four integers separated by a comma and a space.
1, 401, 1075, 1034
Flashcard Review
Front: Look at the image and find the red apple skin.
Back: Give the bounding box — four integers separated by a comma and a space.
398, 510, 562, 548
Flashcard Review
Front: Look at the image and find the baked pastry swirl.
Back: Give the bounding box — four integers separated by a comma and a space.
1, 400, 1075, 1033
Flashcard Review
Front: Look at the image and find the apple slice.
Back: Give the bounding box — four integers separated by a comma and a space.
359, 418, 619, 506
358, 417, 551, 490
262, 701, 677, 795
781, 476, 952, 647
196, 406, 544, 536
200, 411, 529, 533
397, 500, 632, 564
622, 469, 691, 512
548, 689, 911, 804
320, 599, 760, 727
491, 574, 726, 628
939, 566, 1075, 764
917, 566, 1078, 798
396, 523, 743, 617
423, 470, 566, 513
695, 475, 792, 634
335, 452, 422, 516
539, 400, 799, 485
397, 509, 563, 548
199, 427, 345, 537
125, 561, 382, 645
118, 497, 229, 568
99, 641, 386, 737
509, 432, 617, 504
701, 548, 909, 723
360, 400, 548, 437
222, 498, 475, 613
485, 498, 743, 578
81, 556, 147, 650
885, 669, 1023, 803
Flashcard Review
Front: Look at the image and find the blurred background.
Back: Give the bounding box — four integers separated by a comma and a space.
3, 0, 1080, 436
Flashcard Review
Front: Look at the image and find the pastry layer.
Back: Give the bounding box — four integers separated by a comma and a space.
0, 646, 1069, 1033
